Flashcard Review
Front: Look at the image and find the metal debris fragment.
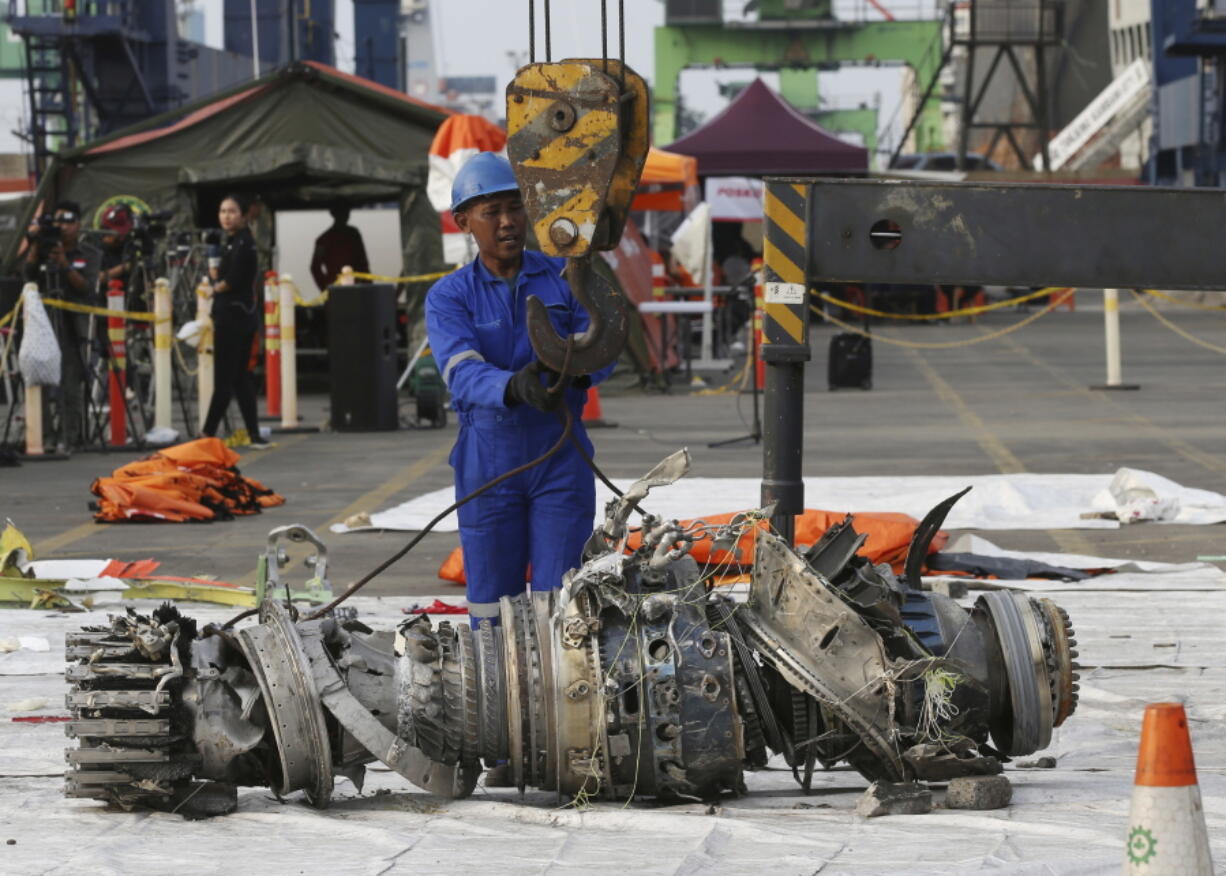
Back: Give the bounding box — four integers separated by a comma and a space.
62, 459, 1078, 815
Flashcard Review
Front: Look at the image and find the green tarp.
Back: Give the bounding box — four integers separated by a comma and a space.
5, 61, 451, 286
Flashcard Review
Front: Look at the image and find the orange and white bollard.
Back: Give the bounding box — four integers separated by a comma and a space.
153, 277, 172, 433
262, 270, 280, 418
195, 278, 214, 433
649, 249, 667, 300
106, 279, 126, 447
1123, 702, 1213, 874
278, 273, 298, 430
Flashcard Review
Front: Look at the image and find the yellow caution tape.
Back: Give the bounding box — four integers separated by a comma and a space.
1131, 289, 1226, 355
42, 297, 161, 322
0, 299, 18, 330
809, 288, 1074, 350
287, 268, 455, 307
814, 286, 1070, 321
694, 352, 752, 396
276, 276, 326, 308
1139, 288, 1226, 312
350, 270, 451, 284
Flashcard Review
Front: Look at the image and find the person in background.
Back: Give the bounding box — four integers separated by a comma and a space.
23, 200, 99, 453
201, 193, 268, 449
97, 204, 133, 293
425, 153, 615, 633
310, 205, 369, 292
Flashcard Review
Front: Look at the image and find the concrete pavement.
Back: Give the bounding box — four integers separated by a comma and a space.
2, 303, 1224, 598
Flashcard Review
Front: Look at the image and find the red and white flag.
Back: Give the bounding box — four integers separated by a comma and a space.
426, 114, 507, 265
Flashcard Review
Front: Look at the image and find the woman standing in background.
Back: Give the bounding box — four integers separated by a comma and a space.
201, 193, 268, 448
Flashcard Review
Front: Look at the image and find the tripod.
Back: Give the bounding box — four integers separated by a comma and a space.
708, 318, 761, 448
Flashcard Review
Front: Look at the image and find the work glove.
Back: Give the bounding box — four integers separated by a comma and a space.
539, 364, 591, 391
504, 360, 563, 412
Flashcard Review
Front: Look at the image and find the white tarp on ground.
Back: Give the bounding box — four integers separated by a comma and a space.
2, 588, 1224, 875
331, 467, 1226, 534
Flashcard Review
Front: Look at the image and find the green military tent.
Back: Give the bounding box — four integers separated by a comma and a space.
5, 61, 452, 287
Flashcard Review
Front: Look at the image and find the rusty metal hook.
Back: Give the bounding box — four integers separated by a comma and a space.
526, 256, 627, 375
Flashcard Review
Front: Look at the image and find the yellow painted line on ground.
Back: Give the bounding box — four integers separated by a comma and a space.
235, 432, 312, 465
904, 347, 1094, 555
34, 520, 100, 557
324, 441, 452, 529
905, 349, 1025, 474
999, 336, 1226, 474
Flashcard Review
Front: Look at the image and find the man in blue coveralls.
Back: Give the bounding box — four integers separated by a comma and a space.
425, 153, 615, 626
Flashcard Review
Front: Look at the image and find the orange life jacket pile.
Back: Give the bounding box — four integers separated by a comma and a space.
437, 508, 946, 586
91, 437, 285, 522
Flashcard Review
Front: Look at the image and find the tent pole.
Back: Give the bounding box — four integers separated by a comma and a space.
700, 214, 713, 363
250, 0, 260, 78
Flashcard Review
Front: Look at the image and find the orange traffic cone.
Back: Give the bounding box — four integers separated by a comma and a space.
581, 386, 616, 429
1123, 702, 1213, 874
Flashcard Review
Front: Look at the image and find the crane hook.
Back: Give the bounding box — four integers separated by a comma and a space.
526, 256, 627, 375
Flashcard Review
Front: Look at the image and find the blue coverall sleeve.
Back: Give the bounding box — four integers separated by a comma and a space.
426, 284, 514, 410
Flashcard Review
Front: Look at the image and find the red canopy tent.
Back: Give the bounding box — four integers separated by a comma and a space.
667, 78, 868, 176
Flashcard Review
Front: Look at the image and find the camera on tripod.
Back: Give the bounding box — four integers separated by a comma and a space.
126, 209, 173, 257
26, 214, 62, 249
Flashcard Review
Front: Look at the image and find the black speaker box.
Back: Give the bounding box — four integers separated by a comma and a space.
327, 283, 399, 431
0, 276, 22, 323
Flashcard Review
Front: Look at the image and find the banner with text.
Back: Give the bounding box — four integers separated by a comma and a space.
705, 176, 764, 222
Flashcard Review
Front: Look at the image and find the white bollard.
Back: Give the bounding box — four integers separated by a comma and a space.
1104, 288, 1122, 385
24, 385, 43, 455
279, 273, 298, 430
1094, 288, 1139, 390
21, 283, 43, 456
338, 264, 355, 286
153, 277, 172, 432
196, 278, 214, 433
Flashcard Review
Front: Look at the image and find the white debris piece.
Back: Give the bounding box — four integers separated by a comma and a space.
62, 576, 130, 593
0, 637, 50, 653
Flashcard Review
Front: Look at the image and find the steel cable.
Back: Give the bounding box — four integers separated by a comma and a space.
544, 0, 551, 63
601, 0, 608, 73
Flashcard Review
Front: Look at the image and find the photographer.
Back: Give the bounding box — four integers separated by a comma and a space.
23, 200, 100, 453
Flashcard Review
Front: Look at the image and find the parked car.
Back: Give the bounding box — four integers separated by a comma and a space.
890, 152, 1002, 172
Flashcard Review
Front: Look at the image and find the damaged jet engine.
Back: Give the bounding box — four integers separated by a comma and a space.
62, 451, 1078, 816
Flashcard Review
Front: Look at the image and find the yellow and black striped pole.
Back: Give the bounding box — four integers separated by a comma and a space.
761, 179, 811, 545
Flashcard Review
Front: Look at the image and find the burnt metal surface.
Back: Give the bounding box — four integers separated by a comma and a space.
62, 482, 1079, 816
741, 530, 907, 782
802, 178, 1226, 290
236, 600, 332, 806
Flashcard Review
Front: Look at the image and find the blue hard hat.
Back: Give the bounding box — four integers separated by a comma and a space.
450, 152, 520, 213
